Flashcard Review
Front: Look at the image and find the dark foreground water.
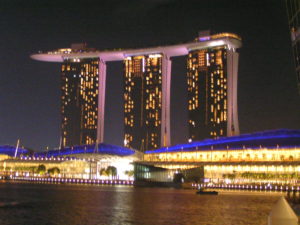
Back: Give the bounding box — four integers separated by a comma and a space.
0, 182, 283, 225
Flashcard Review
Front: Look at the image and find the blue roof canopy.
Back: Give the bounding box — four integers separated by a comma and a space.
0, 145, 30, 157
146, 129, 300, 154
34, 143, 135, 157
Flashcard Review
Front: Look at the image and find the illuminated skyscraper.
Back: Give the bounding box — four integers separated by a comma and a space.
32, 43, 105, 148
124, 54, 163, 151
31, 32, 241, 149
187, 33, 240, 141
286, 0, 300, 95
61, 56, 99, 147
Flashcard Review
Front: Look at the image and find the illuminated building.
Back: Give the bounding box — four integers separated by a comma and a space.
286, 0, 300, 95
31, 32, 241, 150
61, 53, 99, 147
2, 129, 300, 185
33, 43, 106, 148
0, 143, 140, 180
139, 129, 300, 185
124, 55, 163, 151
187, 32, 240, 141
0, 145, 29, 158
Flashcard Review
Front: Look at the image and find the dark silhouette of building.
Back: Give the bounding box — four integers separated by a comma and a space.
286, 0, 300, 95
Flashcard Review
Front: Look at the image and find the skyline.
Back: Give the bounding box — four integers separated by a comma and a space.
0, 0, 300, 150
31, 32, 241, 151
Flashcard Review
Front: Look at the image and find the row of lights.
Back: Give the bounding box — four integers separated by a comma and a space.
191, 183, 300, 192
19, 156, 95, 162
11, 176, 134, 185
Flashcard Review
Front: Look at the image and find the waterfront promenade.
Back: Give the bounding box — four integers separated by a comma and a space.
8, 176, 133, 186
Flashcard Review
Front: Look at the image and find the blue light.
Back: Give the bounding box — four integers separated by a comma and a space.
146, 129, 300, 154
199, 36, 210, 41
34, 143, 135, 157
0, 145, 30, 157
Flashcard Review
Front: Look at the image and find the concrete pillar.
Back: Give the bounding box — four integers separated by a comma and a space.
268, 196, 298, 225
161, 54, 171, 147
226, 50, 240, 136
97, 58, 107, 143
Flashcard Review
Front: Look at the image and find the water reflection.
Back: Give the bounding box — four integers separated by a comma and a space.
0, 183, 282, 225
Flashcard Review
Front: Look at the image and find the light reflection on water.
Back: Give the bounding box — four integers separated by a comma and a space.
0, 182, 284, 225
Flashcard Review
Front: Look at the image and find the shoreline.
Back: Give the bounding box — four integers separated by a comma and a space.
1, 176, 134, 186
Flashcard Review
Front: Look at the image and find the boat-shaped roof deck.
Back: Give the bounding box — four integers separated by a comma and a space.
31, 33, 242, 62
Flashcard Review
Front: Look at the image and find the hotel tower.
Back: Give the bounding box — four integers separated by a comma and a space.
124, 54, 163, 151
31, 32, 241, 150
33, 43, 104, 148
187, 32, 240, 141
60, 44, 99, 147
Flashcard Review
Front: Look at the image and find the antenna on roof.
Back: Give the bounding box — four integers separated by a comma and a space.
14, 139, 20, 158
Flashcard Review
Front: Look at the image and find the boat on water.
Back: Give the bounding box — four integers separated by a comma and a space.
196, 188, 218, 195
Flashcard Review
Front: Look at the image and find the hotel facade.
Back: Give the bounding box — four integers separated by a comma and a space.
60, 44, 100, 147
187, 36, 239, 141
124, 55, 163, 150
31, 32, 241, 151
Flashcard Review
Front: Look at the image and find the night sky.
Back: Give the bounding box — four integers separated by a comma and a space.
0, 0, 299, 151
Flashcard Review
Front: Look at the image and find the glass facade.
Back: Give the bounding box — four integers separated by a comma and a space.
124, 54, 162, 151
286, 0, 300, 94
144, 146, 300, 163
187, 47, 228, 141
0, 159, 96, 179
61, 58, 99, 147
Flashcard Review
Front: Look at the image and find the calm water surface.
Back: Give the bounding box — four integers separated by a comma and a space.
0, 182, 283, 225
